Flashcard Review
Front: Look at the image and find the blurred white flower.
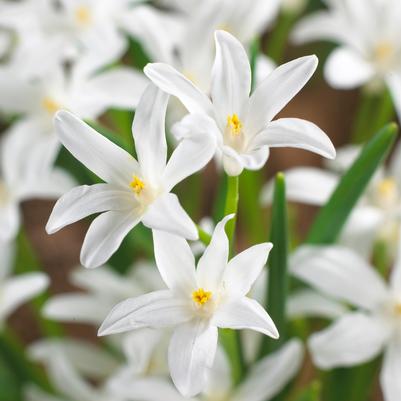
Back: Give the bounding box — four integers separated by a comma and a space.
43, 262, 163, 325
0, 124, 75, 242
0, 241, 49, 326
46, 84, 215, 268
292, 0, 401, 118
99, 215, 278, 397
261, 143, 401, 258
145, 30, 335, 176
291, 244, 401, 401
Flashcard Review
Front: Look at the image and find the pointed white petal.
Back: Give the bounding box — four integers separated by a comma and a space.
232, 339, 304, 401
98, 290, 191, 336
224, 243, 273, 297
213, 297, 279, 338
163, 116, 216, 191
153, 230, 196, 294
290, 245, 388, 310
261, 167, 338, 206
168, 320, 218, 397
196, 215, 233, 292
24, 385, 66, 401
54, 110, 138, 186
246, 56, 318, 136
211, 30, 251, 126
46, 184, 133, 234
81, 67, 148, 112
288, 290, 348, 319
132, 84, 169, 183
142, 193, 198, 240
0, 201, 20, 242
43, 295, 110, 325
205, 347, 232, 399
80, 210, 141, 269
254, 118, 336, 159
309, 312, 390, 369
390, 230, 401, 292
380, 338, 401, 401
324, 47, 375, 89
1, 273, 49, 320
144, 63, 214, 115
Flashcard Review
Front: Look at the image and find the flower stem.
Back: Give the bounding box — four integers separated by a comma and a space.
220, 174, 245, 384
197, 226, 211, 246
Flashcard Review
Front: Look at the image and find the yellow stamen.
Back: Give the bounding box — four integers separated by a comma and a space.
192, 288, 212, 306
75, 5, 91, 26
227, 114, 242, 136
129, 176, 145, 195
378, 177, 397, 199
395, 303, 401, 315
374, 42, 394, 64
42, 97, 60, 115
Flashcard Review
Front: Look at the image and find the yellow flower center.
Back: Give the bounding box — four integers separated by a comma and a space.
227, 114, 243, 136
42, 97, 61, 115
395, 303, 401, 315
378, 177, 397, 198
75, 5, 91, 26
129, 176, 145, 195
192, 288, 212, 306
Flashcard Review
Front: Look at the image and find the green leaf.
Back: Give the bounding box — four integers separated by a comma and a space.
307, 123, 398, 244
292, 381, 321, 401
260, 172, 289, 358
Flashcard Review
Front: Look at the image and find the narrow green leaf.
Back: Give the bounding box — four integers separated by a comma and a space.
292, 381, 321, 401
307, 123, 398, 244
260, 172, 289, 358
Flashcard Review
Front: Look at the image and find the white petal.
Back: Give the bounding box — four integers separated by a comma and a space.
288, 289, 348, 319
196, 215, 233, 292
246, 55, 318, 136
142, 193, 198, 240
224, 243, 273, 297
211, 30, 251, 126
232, 339, 304, 401
386, 72, 401, 122
0, 240, 14, 280
324, 47, 375, 89
261, 167, 338, 206
380, 338, 401, 401
55, 110, 138, 186
163, 116, 216, 191
24, 385, 65, 401
1, 273, 49, 320
254, 118, 336, 159
81, 67, 148, 112
80, 210, 141, 269
390, 230, 401, 292
309, 312, 390, 369
205, 347, 232, 399
213, 297, 279, 339
168, 320, 218, 397
43, 295, 110, 325
98, 290, 191, 336
290, 245, 388, 310
153, 229, 196, 294
0, 201, 20, 242
132, 84, 169, 183
144, 63, 214, 116
46, 184, 133, 234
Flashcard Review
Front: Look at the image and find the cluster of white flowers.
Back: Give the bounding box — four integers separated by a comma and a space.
1, 1, 401, 401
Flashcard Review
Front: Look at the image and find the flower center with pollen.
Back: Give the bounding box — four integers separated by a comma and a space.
375, 177, 399, 209
373, 41, 395, 71
395, 303, 401, 316
192, 288, 212, 306
129, 176, 145, 195
75, 5, 92, 26
227, 114, 243, 136
42, 97, 61, 115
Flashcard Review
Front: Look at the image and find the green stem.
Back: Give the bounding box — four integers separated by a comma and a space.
197, 226, 211, 246
260, 173, 288, 359
220, 174, 245, 384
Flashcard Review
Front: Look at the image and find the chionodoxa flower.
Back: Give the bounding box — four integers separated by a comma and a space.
46, 84, 215, 268
98, 215, 279, 397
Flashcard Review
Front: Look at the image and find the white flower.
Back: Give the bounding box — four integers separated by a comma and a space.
261, 143, 401, 258
291, 0, 401, 118
0, 241, 49, 326
0, 124, 75, 242
43, 262, 163, 326
145, 30, 335, 176
46, 84, 215, 268
0, 57, 147, 166
98, 214, 278, 397
291, 244, 401, 401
